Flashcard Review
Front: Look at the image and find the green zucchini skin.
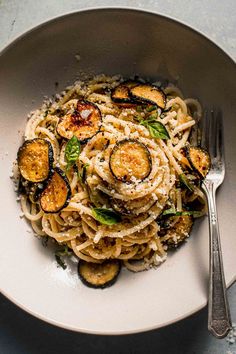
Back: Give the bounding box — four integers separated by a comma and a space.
57, 100, 102, 144
78, 260, 121, 289
185, 146, 211, 179
17, 138, 54, 183
109, 139, 152, 183
162, 215, 193, 248
40, 167, 71, 213
130, 84, 166, 110
111, 81, 139, 104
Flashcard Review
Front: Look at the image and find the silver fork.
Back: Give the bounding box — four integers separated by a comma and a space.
200, 110, 232, 338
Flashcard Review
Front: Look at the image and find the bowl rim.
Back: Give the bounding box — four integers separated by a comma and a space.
1, 6, 235, 335
1, 6, 235, 66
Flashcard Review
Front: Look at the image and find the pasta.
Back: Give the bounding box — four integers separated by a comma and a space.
16, 74, 208, 285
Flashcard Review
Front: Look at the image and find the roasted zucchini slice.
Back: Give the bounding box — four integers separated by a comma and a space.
130, 84, 166, 110
163, 215, 193, 247
40, 167, 71, 213
109, 139, 152, 182
186, 146, 211, 178
57, 100, 102, 142
111, 81, 138, 104
78, 260, 121, 289
17, 138, 53, 183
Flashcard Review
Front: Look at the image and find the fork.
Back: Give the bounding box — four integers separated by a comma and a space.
200, 110, 232, 338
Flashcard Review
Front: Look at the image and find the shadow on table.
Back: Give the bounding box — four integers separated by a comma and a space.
1, 291, 235, 354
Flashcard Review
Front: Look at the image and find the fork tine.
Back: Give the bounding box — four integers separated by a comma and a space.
201, 110, 210, 150
209, 111, 217, 158
198, 109, 224, 165
196, 111, 203, 146
188, 106, 201, 146
189, 118, 198, 146
216, 112, 224, 163
199, 110, 206, 147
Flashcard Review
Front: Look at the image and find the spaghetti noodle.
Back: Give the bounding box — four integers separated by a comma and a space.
16, 74, 207, 281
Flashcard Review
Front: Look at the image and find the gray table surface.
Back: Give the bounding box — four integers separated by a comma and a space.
0, 1, 236, 353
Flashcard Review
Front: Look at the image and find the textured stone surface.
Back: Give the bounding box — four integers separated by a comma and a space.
0, 1, 235, 353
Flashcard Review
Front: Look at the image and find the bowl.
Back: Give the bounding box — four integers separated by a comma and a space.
0, 8, 236, 334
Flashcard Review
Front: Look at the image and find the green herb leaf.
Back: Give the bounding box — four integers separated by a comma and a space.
178, 211, 202, 217
55, 254, 67, 269
65, 136, 81, 171
54, 244, 72, 270
142, 120, 170, 140
55, 244, 72, 257
78, 163, 89, 186
136, 105, 143, 112
146, 113, 158, 121
150, 122, 170, 139
41, 236, 49, 247
162, 207, 176, 216
92, 208, 121, 225
179, 174, 194, 192
134, 114, 143, 122
146, 105, 156, 112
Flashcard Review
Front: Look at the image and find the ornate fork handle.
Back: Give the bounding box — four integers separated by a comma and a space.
203, 180, 231, 338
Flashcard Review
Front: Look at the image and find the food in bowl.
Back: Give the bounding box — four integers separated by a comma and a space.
15, 74, 210, 288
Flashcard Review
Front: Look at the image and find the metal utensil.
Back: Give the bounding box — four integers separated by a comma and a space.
200, 110, 232, 338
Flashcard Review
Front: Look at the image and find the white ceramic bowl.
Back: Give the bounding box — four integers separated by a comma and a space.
0, 8, 236, 334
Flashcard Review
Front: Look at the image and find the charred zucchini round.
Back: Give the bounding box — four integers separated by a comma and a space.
130, 84, 166, 110
78, 260, 121, 289
109, 139, 152, 183
17, 138, 53, 183
40, 167, 71, 213
111, 81, 139, 104
57, 100, 102, 142
163, 215, 193, 248
186, 146, 211, 178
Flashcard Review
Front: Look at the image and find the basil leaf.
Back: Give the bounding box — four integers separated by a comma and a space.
148, 122, 170, 139
41, 236, 49, 247
134, 114, 143, 122
65, 136, 81, 171
136, 105, 143, 112
146, 105, 156, 112
54, 244, 72, 270
92, 208, 121, 225
55, 254, 67, 269
179, 174, 194, 192
140, 120, 169, 140
178, 211, 202, 217
147, 113, 158, 120
140, 117, 156, 125
55, 244, 72, 257
162, 207, 176, 216
78, 163, 89, 186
